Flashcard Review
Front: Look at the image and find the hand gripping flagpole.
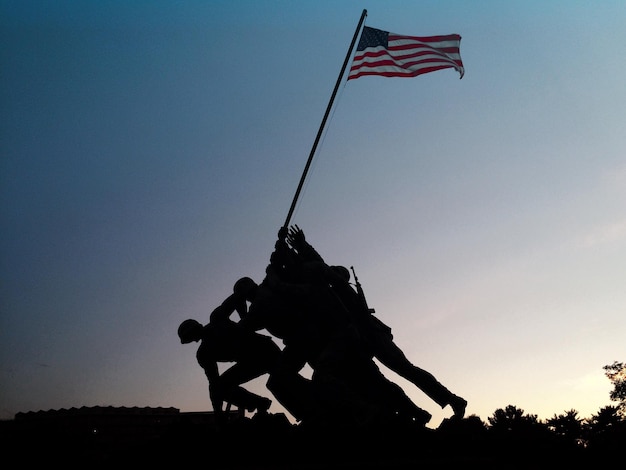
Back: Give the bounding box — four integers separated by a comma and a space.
281, 9, 367, 234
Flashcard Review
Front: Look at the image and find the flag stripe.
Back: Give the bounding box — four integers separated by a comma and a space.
353, 51, 462, 68
350, 65, 455, 80
348, 26, 464, 80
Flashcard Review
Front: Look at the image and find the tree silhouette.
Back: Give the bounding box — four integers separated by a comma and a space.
546, 409, 585, 447
487, 405, 540, 433
583, 404, 625, 460
603, 361, 626, 416
586, 405, 621, 435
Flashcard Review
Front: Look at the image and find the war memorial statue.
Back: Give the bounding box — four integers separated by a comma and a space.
179, 226, 466, 430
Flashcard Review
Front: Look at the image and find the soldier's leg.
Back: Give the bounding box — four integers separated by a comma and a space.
267, 344, 318, 422
374, 338, 466, 417
219, 363, 271, 412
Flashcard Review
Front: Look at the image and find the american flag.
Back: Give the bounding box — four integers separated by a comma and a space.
348, 26, 464, 80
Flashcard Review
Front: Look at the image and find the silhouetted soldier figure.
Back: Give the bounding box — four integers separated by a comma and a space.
284, 225, 467, 420
235, 235, 432, 427
192, 282, 320, 424
178, 292, 279, 425
232, 275, 335, 424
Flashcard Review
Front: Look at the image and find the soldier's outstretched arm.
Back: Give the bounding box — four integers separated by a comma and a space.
209, 292, 246, 324
287, 225, 324, 262
286, 224, 305, 248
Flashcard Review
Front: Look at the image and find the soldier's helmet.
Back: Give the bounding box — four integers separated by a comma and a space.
178, 319, 202, 344
233, 277, 256, 299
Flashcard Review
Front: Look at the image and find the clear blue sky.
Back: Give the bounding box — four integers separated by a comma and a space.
2, 1, 625, 427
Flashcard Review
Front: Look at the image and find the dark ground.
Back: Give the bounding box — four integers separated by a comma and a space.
3, 411, 621, 468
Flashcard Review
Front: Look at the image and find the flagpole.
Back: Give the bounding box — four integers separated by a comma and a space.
282, 9, 367, 233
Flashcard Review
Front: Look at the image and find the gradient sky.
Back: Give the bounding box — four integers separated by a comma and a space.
2, 1, 625, 427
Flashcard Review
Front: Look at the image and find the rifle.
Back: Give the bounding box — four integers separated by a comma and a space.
350, 266, 375, 314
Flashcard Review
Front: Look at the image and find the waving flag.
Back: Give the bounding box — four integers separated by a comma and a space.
348, 26, 464, 80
